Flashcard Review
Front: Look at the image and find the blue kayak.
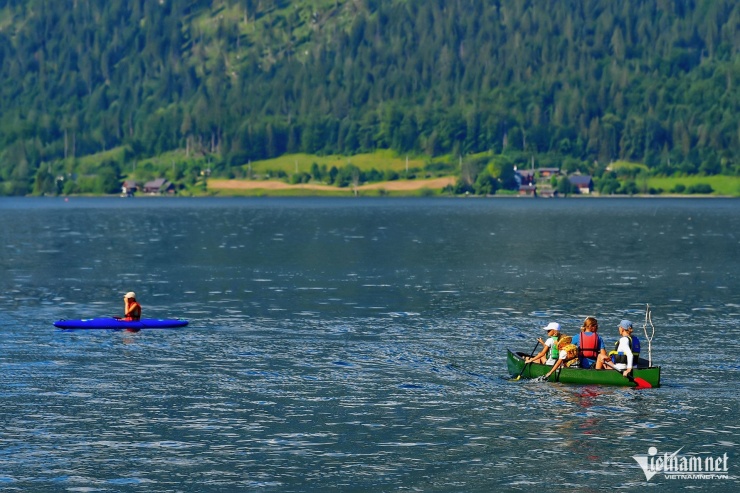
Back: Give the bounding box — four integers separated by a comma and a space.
54, 318, 189, 330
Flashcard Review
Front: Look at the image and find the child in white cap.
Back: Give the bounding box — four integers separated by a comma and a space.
525, 322, 565, 365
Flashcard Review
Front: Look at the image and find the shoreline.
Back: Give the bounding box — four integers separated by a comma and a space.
205, 178, 737, 198
5, 176, 737, 199
8, 192, 736, 199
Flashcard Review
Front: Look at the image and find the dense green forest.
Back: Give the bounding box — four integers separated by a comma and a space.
0, 0, 738, 195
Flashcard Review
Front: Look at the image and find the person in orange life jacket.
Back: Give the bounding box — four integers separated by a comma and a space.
596, 320, 634, 377
572, 316, 607, 369
122, 291, 141, 321
525, 322, 567, 366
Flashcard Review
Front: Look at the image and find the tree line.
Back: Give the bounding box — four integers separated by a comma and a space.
0, 0, 738, 195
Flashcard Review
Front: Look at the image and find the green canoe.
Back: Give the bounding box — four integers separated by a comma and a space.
507, 349, 661, 388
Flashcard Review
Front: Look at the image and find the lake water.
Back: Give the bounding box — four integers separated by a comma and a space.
0, 197, 738, 491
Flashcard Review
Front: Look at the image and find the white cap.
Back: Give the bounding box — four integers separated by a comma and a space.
542, 322, 561, 332
124, 292, 136, 299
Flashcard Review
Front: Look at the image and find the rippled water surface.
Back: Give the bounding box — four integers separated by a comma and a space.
0, 197, 738, 491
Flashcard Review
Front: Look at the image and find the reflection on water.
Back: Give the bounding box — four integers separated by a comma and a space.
0, 197, 738, 491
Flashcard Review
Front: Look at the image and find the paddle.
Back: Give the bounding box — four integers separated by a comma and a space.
512, 341, 540, 380
607, 363, 652, 389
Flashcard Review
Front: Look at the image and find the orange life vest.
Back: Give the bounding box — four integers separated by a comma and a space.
579, 332, 599, 359
124, 301, 141, 321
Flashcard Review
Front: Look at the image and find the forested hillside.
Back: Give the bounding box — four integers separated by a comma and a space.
0, 0, 738, 195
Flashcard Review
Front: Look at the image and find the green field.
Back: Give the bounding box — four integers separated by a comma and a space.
646, 175, 740, 196
243, 150, 430, 175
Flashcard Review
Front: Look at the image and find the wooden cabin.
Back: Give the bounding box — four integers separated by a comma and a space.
568, 175, 594, 194
143, 178, 176, 194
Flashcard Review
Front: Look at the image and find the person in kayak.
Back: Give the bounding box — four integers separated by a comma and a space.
627, 323, 642, 366
572, 316, 607, 369
122, 291, 141, 321
525, 322, 565, 365
596, 320, 634, 377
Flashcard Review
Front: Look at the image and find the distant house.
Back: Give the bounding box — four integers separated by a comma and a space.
518, 185, 537, 197
143, 178, 176, 194
514, 168, 535, 186
121, 180, 139, 196
569, 175, 594, 194
538, 167, 561, 178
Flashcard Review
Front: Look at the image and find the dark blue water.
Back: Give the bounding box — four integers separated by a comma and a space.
0, 197, 738, 491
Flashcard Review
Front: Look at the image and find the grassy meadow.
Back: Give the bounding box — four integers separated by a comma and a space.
645, 175, 740, 196
242, 150, 432, 175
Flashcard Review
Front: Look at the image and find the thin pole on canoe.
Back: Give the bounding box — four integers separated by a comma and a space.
643, 304, 655, 367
